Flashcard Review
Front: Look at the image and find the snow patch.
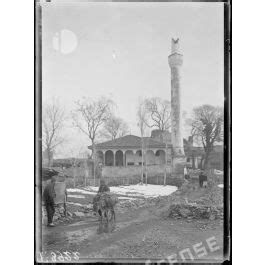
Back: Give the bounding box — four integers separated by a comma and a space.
66, 202, 85, 207
67, 184, 178, 199
67, 188, 96, 195
214, 169, 223, 175
87, 184, 178, 198
218, 184, 224, 188
118, 197, 138, 201
67, 194, 86, 199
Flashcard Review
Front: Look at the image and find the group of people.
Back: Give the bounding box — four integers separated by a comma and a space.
184, 166, 208, 188
43, 177, 110, 227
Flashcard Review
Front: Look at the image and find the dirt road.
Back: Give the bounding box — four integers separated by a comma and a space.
41, 201, 223, 262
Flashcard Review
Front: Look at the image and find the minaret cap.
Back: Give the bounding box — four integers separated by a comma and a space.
171, 38, 179, 53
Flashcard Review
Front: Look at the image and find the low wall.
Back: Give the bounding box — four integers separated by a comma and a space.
102, 165, 172, 178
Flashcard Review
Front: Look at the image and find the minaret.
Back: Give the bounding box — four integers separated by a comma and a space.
168, 38, 186, 176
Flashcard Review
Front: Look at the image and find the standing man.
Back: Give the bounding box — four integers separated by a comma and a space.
97, 179, 110, 194
199, 170, 207, 188
43, 176, 56, 227
184, 166, 189, 179
94, 179, 110, 220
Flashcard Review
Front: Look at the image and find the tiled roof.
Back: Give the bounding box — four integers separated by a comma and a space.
88, 135, 167, 150
87, 134, 223, 157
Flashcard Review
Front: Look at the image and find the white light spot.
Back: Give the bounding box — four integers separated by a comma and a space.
52, 29, 78, 54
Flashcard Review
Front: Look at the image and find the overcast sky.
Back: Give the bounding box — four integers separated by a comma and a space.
42, 2, 224, 157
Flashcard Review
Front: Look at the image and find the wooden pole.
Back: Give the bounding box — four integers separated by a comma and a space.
164, 143, 167, 186
141, 138, 144, 184
145, 139, 149, 185
93, 144, 96, 186
73, 163, 76, 188
145, 150, 148, 185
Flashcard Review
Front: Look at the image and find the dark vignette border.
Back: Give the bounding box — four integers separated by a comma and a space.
34, 0, 42, 262
223, 1, 231, 264
34, 0, 231, 264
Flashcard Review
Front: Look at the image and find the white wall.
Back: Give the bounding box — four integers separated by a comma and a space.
102, 165, 171, 178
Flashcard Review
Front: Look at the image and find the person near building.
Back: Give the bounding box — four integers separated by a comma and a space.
97, 179, 110, 194
43, 176, 56, 227
184, 166, 190, 180
199, 170, 207, 188
94, 179, 110, 219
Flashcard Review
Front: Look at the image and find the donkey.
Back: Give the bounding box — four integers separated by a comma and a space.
93, 193, 118, 224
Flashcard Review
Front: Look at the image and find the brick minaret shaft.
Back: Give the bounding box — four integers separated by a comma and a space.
168, 38, 185, 166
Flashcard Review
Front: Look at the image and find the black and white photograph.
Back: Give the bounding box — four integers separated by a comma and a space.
35, 0, 230, 263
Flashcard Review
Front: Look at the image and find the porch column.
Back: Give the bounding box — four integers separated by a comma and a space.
102, 151, 105, 166
113, 150, 116, 167
123, 151, 126, 167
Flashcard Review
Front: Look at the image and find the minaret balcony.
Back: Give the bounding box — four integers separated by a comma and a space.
168, 53, 183, 67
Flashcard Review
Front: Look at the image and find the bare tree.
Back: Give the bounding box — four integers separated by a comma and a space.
42, 101, 65, 167
137, 99, 149, 184
101, 115, 129, 140
137, 100, 149, 137
191, 105, 223, 169
72, 97, 113, 184
72, 97, 114, 153
144, 97, 171, 131
144, 97, 171, 186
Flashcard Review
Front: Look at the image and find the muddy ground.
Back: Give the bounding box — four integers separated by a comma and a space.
40, 187, 224, 263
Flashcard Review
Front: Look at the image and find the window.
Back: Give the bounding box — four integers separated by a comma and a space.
127, 162, 134, 166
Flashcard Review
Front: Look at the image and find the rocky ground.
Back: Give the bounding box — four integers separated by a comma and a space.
40, 181, 225, 263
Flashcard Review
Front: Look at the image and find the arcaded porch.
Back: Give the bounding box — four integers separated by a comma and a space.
95, 149, 167, 167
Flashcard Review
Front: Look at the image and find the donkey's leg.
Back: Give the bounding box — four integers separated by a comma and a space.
109, 208, 115, 230
109, 208, 114, 222
98, 209, 102, 222
106, 209, 109, 223
113, 209, 116, 222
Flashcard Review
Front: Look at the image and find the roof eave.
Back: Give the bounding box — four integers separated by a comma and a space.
89, 144, 171, 150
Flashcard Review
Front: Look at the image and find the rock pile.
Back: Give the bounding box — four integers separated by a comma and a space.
168, 203, 223, 220
42, 204, 97, 225
42, 205, 69, 224
42, 204, 74, 225
167, 182, 223, 220
80, 203, 94, 213
116, 199, 146, 212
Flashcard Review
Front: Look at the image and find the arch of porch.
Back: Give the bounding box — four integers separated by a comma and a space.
95, 147, 168, 166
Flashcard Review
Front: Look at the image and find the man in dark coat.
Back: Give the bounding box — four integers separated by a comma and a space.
94, 179, 110, 219
199, 170, 207, 188
43, 176, 56, 227
97, 179, 110, 194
